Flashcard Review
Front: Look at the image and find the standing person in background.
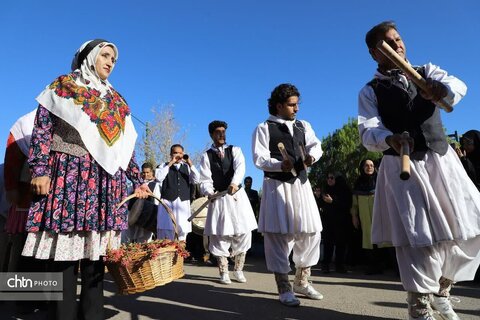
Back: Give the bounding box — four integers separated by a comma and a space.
156, 144, 200, 241
123, 162, 160, 243
2, 110, 36, 273
313, 185, 325, 264
243, 176, 262, 247
456, 130, 480, 283
359, 21, 480, 320
22, 39, 149, 320
199, 120, 257, 284
319, 172, 352, 274
456, 130, 480, 191
0, 164, 8, 271
3, 109, 48, 315
252, 83, 323, 307
351, 159, 384, 275
243, 176, 260, 219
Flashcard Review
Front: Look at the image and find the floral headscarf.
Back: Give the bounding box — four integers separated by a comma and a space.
36, 40, 137, 175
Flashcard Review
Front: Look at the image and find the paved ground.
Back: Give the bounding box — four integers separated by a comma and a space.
3, 255, 479, 319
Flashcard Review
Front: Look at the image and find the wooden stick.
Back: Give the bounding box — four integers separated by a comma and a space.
400, 131, 411, 181
187, 190, 228, 222
376, 40, 453, 113
187, 187, 241, 222
278, 142, 297, 177
298, 143, 308, 171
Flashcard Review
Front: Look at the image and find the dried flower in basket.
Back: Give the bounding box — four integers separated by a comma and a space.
104, 239, 190, 268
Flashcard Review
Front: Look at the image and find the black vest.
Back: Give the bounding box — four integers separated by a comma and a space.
368, 67, 448, 160
147, 181, 158, 203
207, 146, 234, 192
160, 163, 191, 201
265, 120, 307, 184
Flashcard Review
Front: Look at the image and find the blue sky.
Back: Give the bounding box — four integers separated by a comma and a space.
1, 0, 479, 190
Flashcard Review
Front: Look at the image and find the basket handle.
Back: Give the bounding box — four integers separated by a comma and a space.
118, 191, 180, 240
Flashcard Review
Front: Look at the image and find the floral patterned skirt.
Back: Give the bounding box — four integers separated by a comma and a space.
27, 152, 131, 233
22, 230, 121, 261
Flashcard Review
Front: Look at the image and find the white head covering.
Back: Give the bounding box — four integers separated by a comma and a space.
36, 39, 137, 176
70, 39, 118, 95
10, 109, 37, 157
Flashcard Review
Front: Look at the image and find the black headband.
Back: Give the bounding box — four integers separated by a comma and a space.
75, 39, 109, 69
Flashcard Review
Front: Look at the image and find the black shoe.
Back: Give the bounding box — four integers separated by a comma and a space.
335, 266, 347, 274
321, 265, 330, 274
365, 268, 383, 275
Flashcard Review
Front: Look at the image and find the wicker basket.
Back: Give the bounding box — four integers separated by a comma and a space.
105, 244, 185, 295
107, 193, 186, 295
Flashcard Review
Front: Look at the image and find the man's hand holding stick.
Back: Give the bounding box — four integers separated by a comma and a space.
278, 142, 297, 177
386, 131, 412, 181
376, 40, 453, 113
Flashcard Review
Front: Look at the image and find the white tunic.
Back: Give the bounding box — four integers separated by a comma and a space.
156, 163, 200, 236
252, 116, 323, 234
358, 63, 480, 247
199, 145, 258, 236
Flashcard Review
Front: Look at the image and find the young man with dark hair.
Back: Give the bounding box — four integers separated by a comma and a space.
141, 162, 155, 181
252, 83, 323, 307
359, 21, 480, 320
199, 120, 258, 284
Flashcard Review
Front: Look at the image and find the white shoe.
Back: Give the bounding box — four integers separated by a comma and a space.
279, 291, 300, 307
431, 296, 460, 320
219, 272, 231, 284
408, 314, 435, 320
293, 283, 324, 300
233, 270, 247, 283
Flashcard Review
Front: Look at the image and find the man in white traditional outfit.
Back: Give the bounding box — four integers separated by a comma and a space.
199, 120, 258, 284
358, 21, 480, 320
252, 83, 323, 307
156, 144, 199, 241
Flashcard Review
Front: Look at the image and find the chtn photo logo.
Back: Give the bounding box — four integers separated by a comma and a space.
7, 275, 33, 288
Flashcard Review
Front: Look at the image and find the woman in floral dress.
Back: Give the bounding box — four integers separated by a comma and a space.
23, 39, 149, 320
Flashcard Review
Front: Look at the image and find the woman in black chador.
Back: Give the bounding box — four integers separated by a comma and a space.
457, 130, 480, 191
319, 173, 352, 273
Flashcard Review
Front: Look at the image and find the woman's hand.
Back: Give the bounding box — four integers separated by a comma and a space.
352, 214, 360, 229
455, 147, 466, 159
30, 176, 51, 195
134, 183, 150, 199
322, 193, 333, 204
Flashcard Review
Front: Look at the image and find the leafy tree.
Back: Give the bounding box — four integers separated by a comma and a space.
309, 118, 382, 188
